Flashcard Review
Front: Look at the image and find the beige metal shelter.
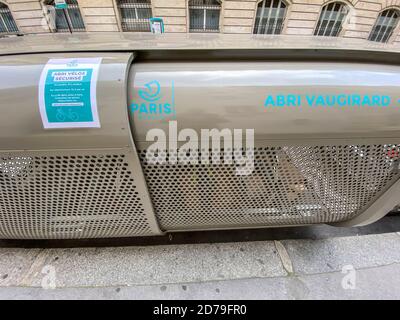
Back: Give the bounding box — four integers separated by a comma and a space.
0, 33, 399, 239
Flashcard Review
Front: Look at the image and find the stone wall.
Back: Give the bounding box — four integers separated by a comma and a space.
2, 0, 399, 43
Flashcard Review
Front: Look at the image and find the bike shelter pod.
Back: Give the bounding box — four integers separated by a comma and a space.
0, 34, 399, 239
129, 60, 400, 232
0, 52, 161, 239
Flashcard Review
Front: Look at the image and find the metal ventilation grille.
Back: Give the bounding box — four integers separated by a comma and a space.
0, 152, 153, 239
139, 145, 400, 231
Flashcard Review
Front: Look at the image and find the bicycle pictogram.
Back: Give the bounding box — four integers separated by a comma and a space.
56, 108, 79, 122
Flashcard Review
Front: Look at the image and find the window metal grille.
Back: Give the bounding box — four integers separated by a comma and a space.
189, 0, 221, 33
314, 2, 348, 37
0, 3, 18, 34
47, 0, 85, 33
117, 0, 152, 32
368, 9, 399, 43
253, 0, 287, 35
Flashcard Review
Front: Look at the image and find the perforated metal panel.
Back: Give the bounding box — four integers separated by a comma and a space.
0, 150, 158, 239
139, 144, 400, 231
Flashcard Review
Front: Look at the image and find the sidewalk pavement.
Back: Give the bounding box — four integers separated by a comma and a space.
0, 231, 399, 299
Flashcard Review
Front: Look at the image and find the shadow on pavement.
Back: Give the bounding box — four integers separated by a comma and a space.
0, 215, 399, 249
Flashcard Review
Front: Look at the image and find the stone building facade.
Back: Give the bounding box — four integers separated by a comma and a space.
0, 0, 399, 44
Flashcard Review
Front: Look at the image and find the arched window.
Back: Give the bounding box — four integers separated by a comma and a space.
368, 9, 399, 43
117, 0, 153, 32
253, 0, 287, 34
45, 0, 85, 32
314, 2, 348, 37
189, 0, 221, 32
0, 2, 19, 34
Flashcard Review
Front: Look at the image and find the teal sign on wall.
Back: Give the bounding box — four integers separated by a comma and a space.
54, 0, 67, 9
39, 58, 102, 129
150, 18, 164, 34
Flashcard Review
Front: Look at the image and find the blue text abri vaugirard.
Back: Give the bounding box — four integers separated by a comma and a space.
264, 94, 393, 107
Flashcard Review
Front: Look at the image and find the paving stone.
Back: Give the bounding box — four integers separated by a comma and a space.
1, 262, 399, 300
23, 241, 285, 288
282, 233, 400, 275
0, 249, 42, 287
